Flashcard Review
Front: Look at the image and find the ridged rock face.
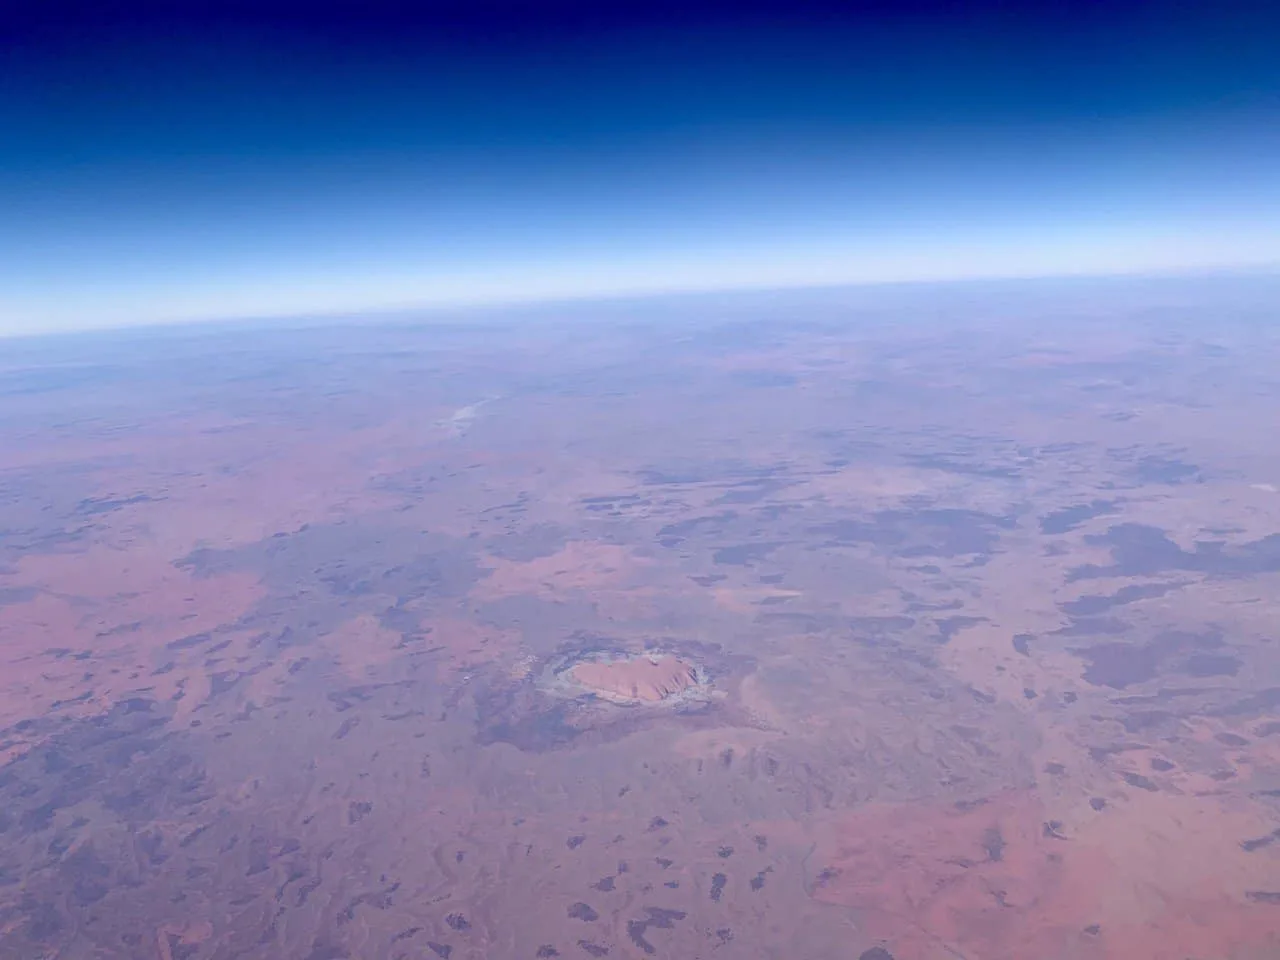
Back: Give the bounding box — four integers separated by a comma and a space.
569, 655, 697, 702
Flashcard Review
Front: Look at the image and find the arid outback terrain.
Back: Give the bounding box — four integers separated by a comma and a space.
2, 277, 1280, 960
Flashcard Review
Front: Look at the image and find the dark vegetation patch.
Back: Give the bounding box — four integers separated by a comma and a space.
1240, 829, 1280, 853
625, 907, 686, 956
936, 617, 987, 643
1213, 688, 1280, 719
813, 508, 1016, 559
75, 493, 157, 517
1181, 653, 1241, 678
1121, 772, 1159, 792
178, 522, 483, 649
1059, 582, 1182, 617
1135, 456, 1201, 485
1075, 642, 1167, 689
1075, 629, 1223, 689
1069, 523, 1280, 580
1055, 617, 1130, 637
711, 477, 798, 505
0, 697, 231, 949
709, 873, 728, 902
655, 512, 738, 546
486, 523, 570, 561
712, 542, 784, 566
473, 679, 582, 753
981, 826, 1005, 862
1039, 500, 1116, 535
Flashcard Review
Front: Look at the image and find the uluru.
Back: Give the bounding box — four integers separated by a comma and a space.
569, 655, 700, 703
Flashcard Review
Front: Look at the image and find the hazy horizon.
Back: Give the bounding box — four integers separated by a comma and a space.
3, 264, 1279, 343
4, 0, 1280, 335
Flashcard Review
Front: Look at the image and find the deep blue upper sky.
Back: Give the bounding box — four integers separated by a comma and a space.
3, 0, 1279, 333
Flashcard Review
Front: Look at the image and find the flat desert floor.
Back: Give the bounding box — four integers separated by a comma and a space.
2, 278, 1280, 959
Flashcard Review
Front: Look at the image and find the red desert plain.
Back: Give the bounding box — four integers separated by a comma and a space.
1, 279, 1279, 959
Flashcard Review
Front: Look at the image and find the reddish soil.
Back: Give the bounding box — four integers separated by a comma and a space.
3, 294, 1280, 959
813, 789, 1280, 960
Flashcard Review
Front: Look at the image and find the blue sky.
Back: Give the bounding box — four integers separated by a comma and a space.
3, 1, 1279, 334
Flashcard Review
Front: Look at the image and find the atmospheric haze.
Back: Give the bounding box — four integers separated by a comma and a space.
3, 1, 1280, 333
3, 3, 1280, 960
